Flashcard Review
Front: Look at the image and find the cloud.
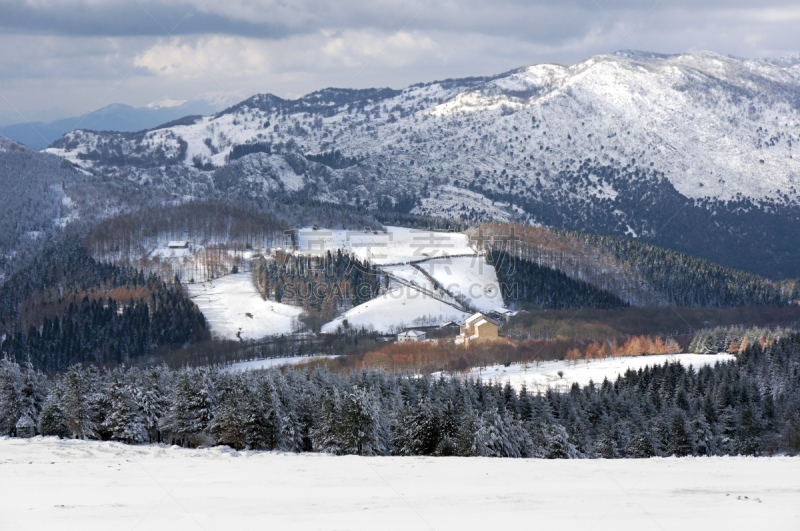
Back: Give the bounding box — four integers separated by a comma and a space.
0, 0, 300, 38
0, 0, 798, 120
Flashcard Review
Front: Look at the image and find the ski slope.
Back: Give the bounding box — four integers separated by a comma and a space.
381, 264, 437, 292
416, 255, 504, 312
321, 285, 469, 334
3, 437, 798, 531
462, 354, 736, 393
186, 272, 302, 340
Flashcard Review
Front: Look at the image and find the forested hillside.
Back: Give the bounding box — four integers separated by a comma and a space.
490, 250, 627, 310
477, 222, 791, 308
0, 237, 208, 372
1, 278, 208, 372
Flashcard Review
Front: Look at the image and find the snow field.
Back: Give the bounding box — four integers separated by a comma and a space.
460, 353, 737, 393
186, 272, 302, 340
2, 437, 798, 531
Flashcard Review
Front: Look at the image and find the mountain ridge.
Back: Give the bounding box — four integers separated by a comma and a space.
35, 50, 800, 278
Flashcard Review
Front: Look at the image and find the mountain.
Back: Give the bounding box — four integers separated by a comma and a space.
0, 133, 84, 282
44, 50, 800, 278
0, 94, 235, 150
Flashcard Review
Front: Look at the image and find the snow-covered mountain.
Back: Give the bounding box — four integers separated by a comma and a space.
44, 50, 800, 278
0, 92, 239, 151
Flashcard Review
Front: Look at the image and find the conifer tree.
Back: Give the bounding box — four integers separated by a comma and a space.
38, 385, 70, 438
338, 387, 383, 456
102, 372, 146, 444
60, 366, 99, 439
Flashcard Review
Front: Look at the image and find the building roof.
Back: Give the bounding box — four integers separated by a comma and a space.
167, 240, 188, 248
464, 312, 486, 326
16, 415, 35, 428
398, 330, 426, 337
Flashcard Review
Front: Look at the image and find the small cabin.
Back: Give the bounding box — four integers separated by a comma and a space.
397, 330, 427, 343
15, 415, 35, 438
168, 240, 189, 249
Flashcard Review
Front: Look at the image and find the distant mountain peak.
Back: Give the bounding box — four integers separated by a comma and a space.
145, 97, 188, 110
0, 134, 34, 153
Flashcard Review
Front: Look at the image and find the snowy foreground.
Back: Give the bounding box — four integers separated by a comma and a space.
464, 354, 736, 392
2, 438, 798, 531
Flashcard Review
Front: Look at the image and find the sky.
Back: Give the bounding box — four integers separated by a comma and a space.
0, 0, 798, 124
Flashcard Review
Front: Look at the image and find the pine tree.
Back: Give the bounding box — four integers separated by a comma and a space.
735, 405, 763, 456
0, 357, 23, 436
38, 385, 70, 438
338, 387, 384, 456
160, 370, 213, 447
60, 366, 98, 439
311, 390, 342, 454
624, 431, 655, 458
135, 368, 169, 443
209, 378, 248, 450
594, 429, 620, 458
396, 398, 440, 455
667, 411, 693, 457
102, 372, 146, 444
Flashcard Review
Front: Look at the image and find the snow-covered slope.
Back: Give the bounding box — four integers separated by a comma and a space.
48, 51, 800, 205
416, 255, 504, 312
4, 437, 799, 531
187, 273, 302, 340
321, 285, 470, 334
44, 50, 800, 277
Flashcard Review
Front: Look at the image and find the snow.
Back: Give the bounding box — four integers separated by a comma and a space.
416, 255, 505, 312
321, 285, 469, 334
186, 272, 302, 340
461, 353, 736, 393
295, 226, 475, 265
380, 264, 437, 291
225, 355, 337, 371
2, 437, 798, 531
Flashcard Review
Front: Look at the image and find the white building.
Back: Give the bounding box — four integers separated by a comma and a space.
397, 330, 427, 343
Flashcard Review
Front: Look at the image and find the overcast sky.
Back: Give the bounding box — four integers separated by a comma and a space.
0, 0, 798, 123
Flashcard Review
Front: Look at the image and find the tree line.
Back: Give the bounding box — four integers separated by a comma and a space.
3, 332, 799, 457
